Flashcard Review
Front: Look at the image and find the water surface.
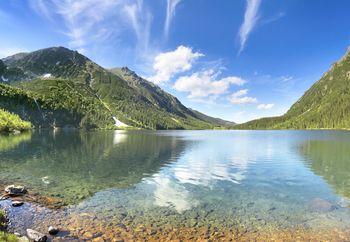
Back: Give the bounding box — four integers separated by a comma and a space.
1, 130, 350, 240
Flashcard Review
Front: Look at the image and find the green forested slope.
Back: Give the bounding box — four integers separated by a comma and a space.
236, 48, 350, 129
0, 82, 113, 129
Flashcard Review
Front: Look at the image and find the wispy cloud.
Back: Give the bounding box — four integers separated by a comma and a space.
29, 0, 53, 21
123, 0, 153, 54
30, 0, 121, 49
164, 0, 182, 39
262, 12, 285, 25
29, 0, 153, 56
238, 0, 262, 55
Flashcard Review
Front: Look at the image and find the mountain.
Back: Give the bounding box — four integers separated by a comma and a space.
110, 67, 195, 117
235, 47, 350, 129
0, 46, 231, 130
110, 67, 235, 126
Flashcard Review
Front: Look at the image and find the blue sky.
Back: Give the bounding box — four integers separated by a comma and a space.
1, 0, 350, 123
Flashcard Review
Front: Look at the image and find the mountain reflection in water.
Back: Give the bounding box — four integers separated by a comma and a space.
300, 139, 350, 200
0, 130, 188, 204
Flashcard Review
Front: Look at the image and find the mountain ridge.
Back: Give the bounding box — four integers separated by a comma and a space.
0, 46, 233, 130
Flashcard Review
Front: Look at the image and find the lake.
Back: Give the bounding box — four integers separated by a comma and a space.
1, 130, 350, 240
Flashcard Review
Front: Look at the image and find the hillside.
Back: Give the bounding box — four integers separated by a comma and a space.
236, 48, 350, 129
0, 47, 231, 130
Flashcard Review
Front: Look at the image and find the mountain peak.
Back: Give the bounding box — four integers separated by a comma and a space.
1, 46, 95, 82
120, 66, 132, 73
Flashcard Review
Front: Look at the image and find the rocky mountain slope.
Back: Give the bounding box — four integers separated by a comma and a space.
0, 47, 232, 129
236, 48, 350, 129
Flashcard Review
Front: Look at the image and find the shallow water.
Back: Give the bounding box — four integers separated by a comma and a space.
1, 130, 350, 240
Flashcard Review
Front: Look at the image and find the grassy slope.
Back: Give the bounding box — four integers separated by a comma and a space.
235, 48, 350, 130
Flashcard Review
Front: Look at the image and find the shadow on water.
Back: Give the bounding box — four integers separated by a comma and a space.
0, 130, 189, 205
300, 138, 350, 200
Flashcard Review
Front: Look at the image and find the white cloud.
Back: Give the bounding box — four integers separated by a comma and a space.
164, 0, 182, 39
238, 0, 262, 54
229, 89, 257, 104
150, 45, 203, 84
0, 47, 28, 58
174, 70, 247, 99
257, 103, 274, 110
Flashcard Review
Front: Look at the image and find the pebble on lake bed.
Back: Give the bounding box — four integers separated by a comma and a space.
12, 201, 24, 207
48, 226, 59, 235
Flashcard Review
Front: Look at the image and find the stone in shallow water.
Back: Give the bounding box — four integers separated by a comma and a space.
26, 229, 47, 242
18, 236, 30, 242
12, 200, 24, 207
309, 198, 337, 212
5, 185, 27, 196
48, 226, 60, 235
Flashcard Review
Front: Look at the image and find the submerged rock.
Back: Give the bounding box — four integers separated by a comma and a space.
48, 226, 59, 235
309, 198, 337, 212
12, 201, 24, 207
26, 229, 47, 242
5, 185, 27, 196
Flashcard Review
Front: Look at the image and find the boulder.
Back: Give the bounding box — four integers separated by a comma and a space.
26, 229, 47, 242
5, 185, 27, 196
